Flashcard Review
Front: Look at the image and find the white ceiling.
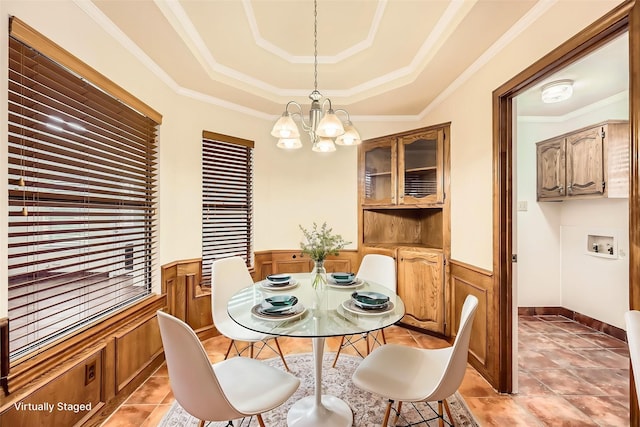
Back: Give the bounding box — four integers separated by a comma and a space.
517, 32, 628, 118
82, 0, 627, 121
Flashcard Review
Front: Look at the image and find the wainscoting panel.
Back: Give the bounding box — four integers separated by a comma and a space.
114, 315, 163, 393
161, 259, 214, 334
450, 260, 495, 384
0, 295, 166, 427
0, 349, 104, 427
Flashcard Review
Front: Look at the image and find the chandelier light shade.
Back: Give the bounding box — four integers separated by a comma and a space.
312, 137, 337, 153
271, 112, 300, 138
271, 0, 361, 151
541, 79, 574, 103
276, 137, 303, 149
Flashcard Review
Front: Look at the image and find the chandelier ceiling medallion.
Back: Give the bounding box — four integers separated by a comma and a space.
270, 0, 361, 152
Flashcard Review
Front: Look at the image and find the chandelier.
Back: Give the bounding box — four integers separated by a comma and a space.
270, 0, 361, 152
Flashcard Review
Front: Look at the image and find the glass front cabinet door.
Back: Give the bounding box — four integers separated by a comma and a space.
398, 129, 444, 205
360, 137, 396, 205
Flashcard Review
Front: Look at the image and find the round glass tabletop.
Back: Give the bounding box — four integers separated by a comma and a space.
227, 273, 405, 338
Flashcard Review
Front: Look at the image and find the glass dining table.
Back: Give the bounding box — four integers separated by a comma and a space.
227, 272, 405, 427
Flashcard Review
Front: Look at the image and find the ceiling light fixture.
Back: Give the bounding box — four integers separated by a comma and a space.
541, 79, 574, 103
270, 0, 361, 152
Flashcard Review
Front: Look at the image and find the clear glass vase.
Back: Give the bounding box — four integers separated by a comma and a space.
310, 260, 327, 311
310, 260, 327, 291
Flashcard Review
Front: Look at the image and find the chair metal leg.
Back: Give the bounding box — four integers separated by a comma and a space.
366, 332, 370, 355
443, 399, 454, 426
331, 336, 346, 367
250, 342, 254, 358
438, 400, 444, 427
381, 327, 387, 344
273, 337, 290, 371
224, 340, 234, 359
256, 413, 266, 427
381, 399, 394, 427
393, 401, 403, 425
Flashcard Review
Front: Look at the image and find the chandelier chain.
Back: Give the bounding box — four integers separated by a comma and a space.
313, 0, 318, 92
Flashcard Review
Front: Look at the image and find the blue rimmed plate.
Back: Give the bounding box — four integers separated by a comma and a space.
351, 291, 389, 309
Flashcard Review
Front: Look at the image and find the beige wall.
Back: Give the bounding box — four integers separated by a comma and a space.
417, 0, 622, 270
0, 0, 624, 318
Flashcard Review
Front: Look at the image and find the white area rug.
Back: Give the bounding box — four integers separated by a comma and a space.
159, 353, 478, 427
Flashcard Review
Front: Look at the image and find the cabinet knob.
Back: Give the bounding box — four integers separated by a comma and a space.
567, 184, 573, 193
558, 185, 563, 193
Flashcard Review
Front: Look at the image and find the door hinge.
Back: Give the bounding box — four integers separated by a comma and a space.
600, 128, 605, 138
602, 181, 605, 191
511, 254, 517, 263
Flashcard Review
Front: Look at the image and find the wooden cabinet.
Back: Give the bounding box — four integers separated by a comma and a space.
397, 248, 445, 333
360, 127, 445, 207
536, 121, 629, 201
259, 251, 358, 278
358, 123, 450, 334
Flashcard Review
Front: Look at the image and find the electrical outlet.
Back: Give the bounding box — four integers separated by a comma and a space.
85, 360, 97, 385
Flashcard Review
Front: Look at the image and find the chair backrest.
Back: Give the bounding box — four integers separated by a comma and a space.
356, 254, 396, 291
430, 294, 478, 400
211, 256, 254, 326
625, 310, 640, 399
156, 310, 242, 421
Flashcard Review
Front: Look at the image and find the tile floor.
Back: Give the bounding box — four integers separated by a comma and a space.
100, 315, 630, 426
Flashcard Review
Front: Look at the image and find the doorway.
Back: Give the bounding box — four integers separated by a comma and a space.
510, 31, 630, 422
492, 0, 639, 402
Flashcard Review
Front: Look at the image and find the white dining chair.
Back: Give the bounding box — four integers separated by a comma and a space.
157, 310, 300, 427
332, 254, 396, 367
212, 256, 289, 371
352, 294, 478, 426
625, 310, 640, 400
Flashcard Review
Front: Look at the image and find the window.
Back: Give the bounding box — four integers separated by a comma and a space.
7, 17, 160, 359
202, 131, 254, 285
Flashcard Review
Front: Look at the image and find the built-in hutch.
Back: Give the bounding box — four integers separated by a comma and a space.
358, 123, 451, 334
536, 120, 629, 201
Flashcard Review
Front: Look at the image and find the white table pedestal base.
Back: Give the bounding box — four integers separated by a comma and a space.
286, 336, 353, 427
286, 395, 353, 427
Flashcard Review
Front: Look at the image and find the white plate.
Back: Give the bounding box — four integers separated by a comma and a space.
251, 303, 306, 321
341, 299, 395, 316
327, 278, 364, 289
260, 279, 299, 291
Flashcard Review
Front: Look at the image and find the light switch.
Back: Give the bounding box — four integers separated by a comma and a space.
517, 201, 528, 211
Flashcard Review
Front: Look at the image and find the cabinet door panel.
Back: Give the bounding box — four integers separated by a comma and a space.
360, 138, 396, 205
397, 249, 444, 333
323, 259, 352, 273
536, 138, 565, 200
566, 126, 604, 197
271, 253, 312, 274
398, 130, 444, 205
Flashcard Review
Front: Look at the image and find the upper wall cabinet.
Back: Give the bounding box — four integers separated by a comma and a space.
536, 120, 629, 201
360, 127, 446, 207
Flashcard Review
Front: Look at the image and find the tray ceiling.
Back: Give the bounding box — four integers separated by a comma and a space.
84, 0, 625, 120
